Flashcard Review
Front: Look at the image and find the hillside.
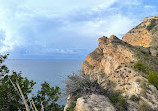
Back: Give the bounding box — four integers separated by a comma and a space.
65, 16, 158, 111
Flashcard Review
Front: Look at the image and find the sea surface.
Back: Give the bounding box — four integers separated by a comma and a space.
4, 59, 84, 105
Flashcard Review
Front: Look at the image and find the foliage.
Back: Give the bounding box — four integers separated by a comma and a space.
134, 62, 146, 72
0, 71, 36, 111
129, 95, 140, 102
148, 72, 158, 89
0, 54, 9, 78
64, 73, 106, 97
64, 73, 107, 110
64, 73, 128, 111
66, 102, 76, 111
33, 81, 64, 111
0, 54, 64, 111
107, 91, 128, 111
140, 50, 149, 56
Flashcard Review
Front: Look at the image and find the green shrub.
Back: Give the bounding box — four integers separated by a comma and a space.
148, 72, 158, 89
130, 95, 140, 102
107, 91, 128, 111
66, 102, 76, 111
140, 50, 149, 56
134, 62, 146, 72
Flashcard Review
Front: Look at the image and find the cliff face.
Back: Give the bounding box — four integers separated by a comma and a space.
81, 34, 158, 109
75, 94, 116, 111
65, 16, 158, 111
81, 35, 137, 76
122, 16, 158, 48
80, 17, 158, 111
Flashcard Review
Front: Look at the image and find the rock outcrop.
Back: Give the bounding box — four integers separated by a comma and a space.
122, 16, 158, 57
75, 94, 116, 111
122, 16, 158, 47
81, 34, 158, 110
81, 35, 137, 75
65, 16, 158, 111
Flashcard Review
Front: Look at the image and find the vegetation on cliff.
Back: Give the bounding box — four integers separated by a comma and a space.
79, 16, 158, 111
64, 72, 128, 111
148, 72, 158, 89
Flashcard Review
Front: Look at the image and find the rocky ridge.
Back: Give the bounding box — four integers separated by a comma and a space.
65, 16, 158, 111
122, 16, 158, 48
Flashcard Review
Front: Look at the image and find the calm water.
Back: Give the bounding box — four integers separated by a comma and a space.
4, 59, 84, 104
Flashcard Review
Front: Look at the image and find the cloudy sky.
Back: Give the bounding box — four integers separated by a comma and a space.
0, 0, 158, 59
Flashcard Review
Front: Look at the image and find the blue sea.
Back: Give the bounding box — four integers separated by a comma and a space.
4, 59, 84, 105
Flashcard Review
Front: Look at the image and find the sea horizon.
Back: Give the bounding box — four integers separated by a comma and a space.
4, 59, 84, 105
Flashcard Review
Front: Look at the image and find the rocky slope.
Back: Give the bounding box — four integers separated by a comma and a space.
65, 16, 158, 111
80, 35, 158, 111
122, 16, 158, 56
122, 16, 158, 47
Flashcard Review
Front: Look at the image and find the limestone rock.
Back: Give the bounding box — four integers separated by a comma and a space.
81, 35, 138, 76
122, 16, 158, 48
75, 94, 116, 111
81, 34, 158, 110
68, 16, 158, 111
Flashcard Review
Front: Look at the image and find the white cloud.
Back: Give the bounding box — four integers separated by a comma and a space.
23, 0, 118, 16
0, 0, 118, 54
144, 5, 155, 9
117, 0, 142, 6
0, 0, 157, 58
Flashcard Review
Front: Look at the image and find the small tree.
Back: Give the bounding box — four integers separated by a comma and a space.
0, 54, 64, 110
0, 71, 36, 111
0, 54, 9, 78
33, 81, 64, 111
134, 62, 146, 72
148, 72, 158, 89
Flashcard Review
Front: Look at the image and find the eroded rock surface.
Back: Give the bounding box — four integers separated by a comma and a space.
75, 94, 116, 111
66, 16, 158, 111
81, 34, 158, 110
122, 16, 158, 47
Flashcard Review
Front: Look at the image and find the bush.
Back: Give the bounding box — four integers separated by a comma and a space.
64, 73, 106, 97
64, 73, 128, 111
148, 72, 158, 89
134, 62, 146, 72
140, 50, 149, 56
130, 95, 140, 102
64, 73, 107, 110
66, 102, 76, 111
107, 91, 128, 111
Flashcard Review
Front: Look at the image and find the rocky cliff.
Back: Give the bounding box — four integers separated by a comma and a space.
122, 16, 158, 48
65, 16, 158, 111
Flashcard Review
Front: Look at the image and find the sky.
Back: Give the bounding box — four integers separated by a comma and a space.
0, 0, 158, 59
